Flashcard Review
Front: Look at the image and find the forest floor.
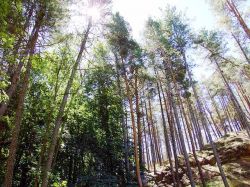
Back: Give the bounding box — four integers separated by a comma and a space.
146, 131, 250, 187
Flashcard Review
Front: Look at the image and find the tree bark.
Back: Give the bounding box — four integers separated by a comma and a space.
41, 20, 92, 187
226, 0, 250, 39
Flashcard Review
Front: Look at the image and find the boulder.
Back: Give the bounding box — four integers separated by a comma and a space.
146, 131, 250, 186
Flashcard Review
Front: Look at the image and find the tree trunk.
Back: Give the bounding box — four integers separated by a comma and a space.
120, 58, 142, 187
207, 88, 226, 135
169, 69, 195, 187
41, 20, 92, 187
144, 96, 157, 173
3, 57, 32, 187
148, 93, 162, 166
226, 0, 250, 39
0, 2, 43, 117
182, 52, 229, 186
156, 76, 176, 185
214, 59, 250, 136
231, 33, 250, 64
135, 69, 143, 171
114, 53, 130, 181
161, 82, 180, 186
179, 97, 206, 187
183, 52, 205, 148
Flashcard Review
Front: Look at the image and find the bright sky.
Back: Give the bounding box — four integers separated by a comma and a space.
112, 0, 217, 41
113, 0, 217, 80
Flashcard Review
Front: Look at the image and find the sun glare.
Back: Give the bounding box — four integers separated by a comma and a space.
87, 6, 101, 22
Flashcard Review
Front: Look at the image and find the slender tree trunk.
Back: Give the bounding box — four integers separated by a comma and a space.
0, 3, 42, 117
219, 96, 232, 133
226, 0, 250, 39
41, 20, 92, 187
233, 84, 250, 115
231, 33, 250, 64
179, 98, 206, 187
187, 110, 199, 150
179, 105, 191, 152
144, 97, 157, 173
161, 82, 180, 186
237, 82, 250, 110
169, 70, 195, 187
135, 69, 143, 171
214, 59, 250, 136
203, 102, 223, 137
141, 103, 151, 171
114, 53, 130, 181
183, 53, 205, 149
181, 52, 229, 186
207, 88, 226, 135
148, 94, 162, 166
120, 58, 143, 187
187, 99, 203, 149
156, 77, 176, 185
2, 6, 45, 182
3, 57, 32, 187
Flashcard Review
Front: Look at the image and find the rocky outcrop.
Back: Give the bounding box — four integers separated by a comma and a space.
147, 131, 250, 186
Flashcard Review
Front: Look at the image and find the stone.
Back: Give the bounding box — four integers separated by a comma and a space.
146, 131, 250, 186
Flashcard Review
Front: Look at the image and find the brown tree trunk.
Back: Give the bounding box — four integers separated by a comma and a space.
3, 5, 45, 183
141, 102, 151, 171
3, 59, 32, 187
148, 93, 162, 166
0, 2, 43, 117
179, 97, 206, 187
161, 82, 180, 186
41, 20, 92, 187
226, 0, 250, 39
183, 53, 205, 148
231, 33, 250, 64
135, 69, 143, 171
169, 69, 195, 187
144, 96, 157, 173
207, 88, 226, 135
233, 83, 250, 114
214, 59, 250, 136
183, 52, 229, 186
156, 77, 176, 185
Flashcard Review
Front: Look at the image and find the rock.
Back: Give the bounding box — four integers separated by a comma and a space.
146, 131, 250, 186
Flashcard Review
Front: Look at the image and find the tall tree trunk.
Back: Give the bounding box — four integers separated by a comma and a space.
161, 82, 180, 186
41, 20, 92, 187
2, 5, 45, 182
179, 97, 206, 187
135, 69, 143, 171
237, 82, 250, 110
182, 52, 229, 186
183, 53, 205, 148
120, 58, 143, 187
214, 59, 250, 136
226, 0, 250, 38
144, 96, 157, 173
148, 93, 162, 166
141, 103, 151, 171
169, 67, 195, 187
231, 33, 250, 64
3, 57, 32, 187
156, 76, 176, 185
187, 99, 203, 149
207, 88, 226, 135
0, 2, 42, 117
114, 53, 130, 181
233, 84, 250, 114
